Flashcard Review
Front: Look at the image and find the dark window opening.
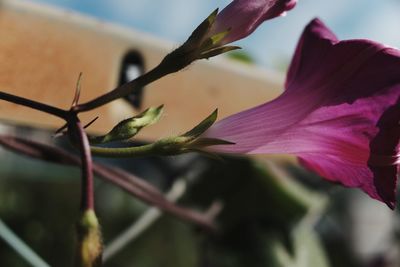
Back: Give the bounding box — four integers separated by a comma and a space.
119, 51, 145, 109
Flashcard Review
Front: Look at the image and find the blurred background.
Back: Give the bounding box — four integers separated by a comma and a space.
30, 0, 400, 69
0, 1, 399, 267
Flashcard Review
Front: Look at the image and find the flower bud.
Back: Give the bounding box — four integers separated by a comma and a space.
75, 210, 102, 267
210, 0, 297, 45
90, 105, 163, 144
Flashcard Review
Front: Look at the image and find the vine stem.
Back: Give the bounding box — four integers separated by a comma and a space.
0, 91, 68, 119
1, 44, 188, 115
73, 63, 170, 113
72, 117, 95, 211
91, 143, 159, 158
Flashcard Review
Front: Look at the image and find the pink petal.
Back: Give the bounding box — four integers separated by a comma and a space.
206, 19, 400, 207
211, 0, 297, 44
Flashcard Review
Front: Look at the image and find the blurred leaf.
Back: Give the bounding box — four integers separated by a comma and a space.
186, 158, 327, 231
267, 225, 330, 267
227, 51, 255, 64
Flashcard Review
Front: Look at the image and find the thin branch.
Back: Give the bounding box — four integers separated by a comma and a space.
0, 91, 68, 119
0, 135, 216, 231
73, 62, 170, 113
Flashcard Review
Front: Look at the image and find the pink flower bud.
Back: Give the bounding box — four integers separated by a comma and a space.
211, 0, 297, 44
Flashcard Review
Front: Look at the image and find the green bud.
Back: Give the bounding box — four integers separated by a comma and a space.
157, 9, 240, 75
75, 210, 102, 267
90, 105, 163, 144
89, 109, 234, 158
159, 9, 220, 73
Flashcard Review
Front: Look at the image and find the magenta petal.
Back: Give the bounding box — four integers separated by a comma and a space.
296, 89, 400, 207
206, 19, 400, 207
211, 0, 297, 44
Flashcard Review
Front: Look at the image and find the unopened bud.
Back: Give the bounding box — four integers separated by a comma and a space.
90, 105, 163, 144
75, 210, 103, 267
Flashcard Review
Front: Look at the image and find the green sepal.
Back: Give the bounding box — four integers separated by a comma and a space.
159, 9, 219, 72
182, 109, 218, 140
199, 30, 230, 51
199, 46, 241, 59
183, 9, 219, 49
189, 137, 234, 148
90, 105, 163, 144
210, 30, 231, 45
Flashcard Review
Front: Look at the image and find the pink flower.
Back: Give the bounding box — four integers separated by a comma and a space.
210, 0, 297, 44
205, 19, 400, 208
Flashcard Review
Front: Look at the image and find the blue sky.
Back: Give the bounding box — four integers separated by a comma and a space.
32, 0, 400, 69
